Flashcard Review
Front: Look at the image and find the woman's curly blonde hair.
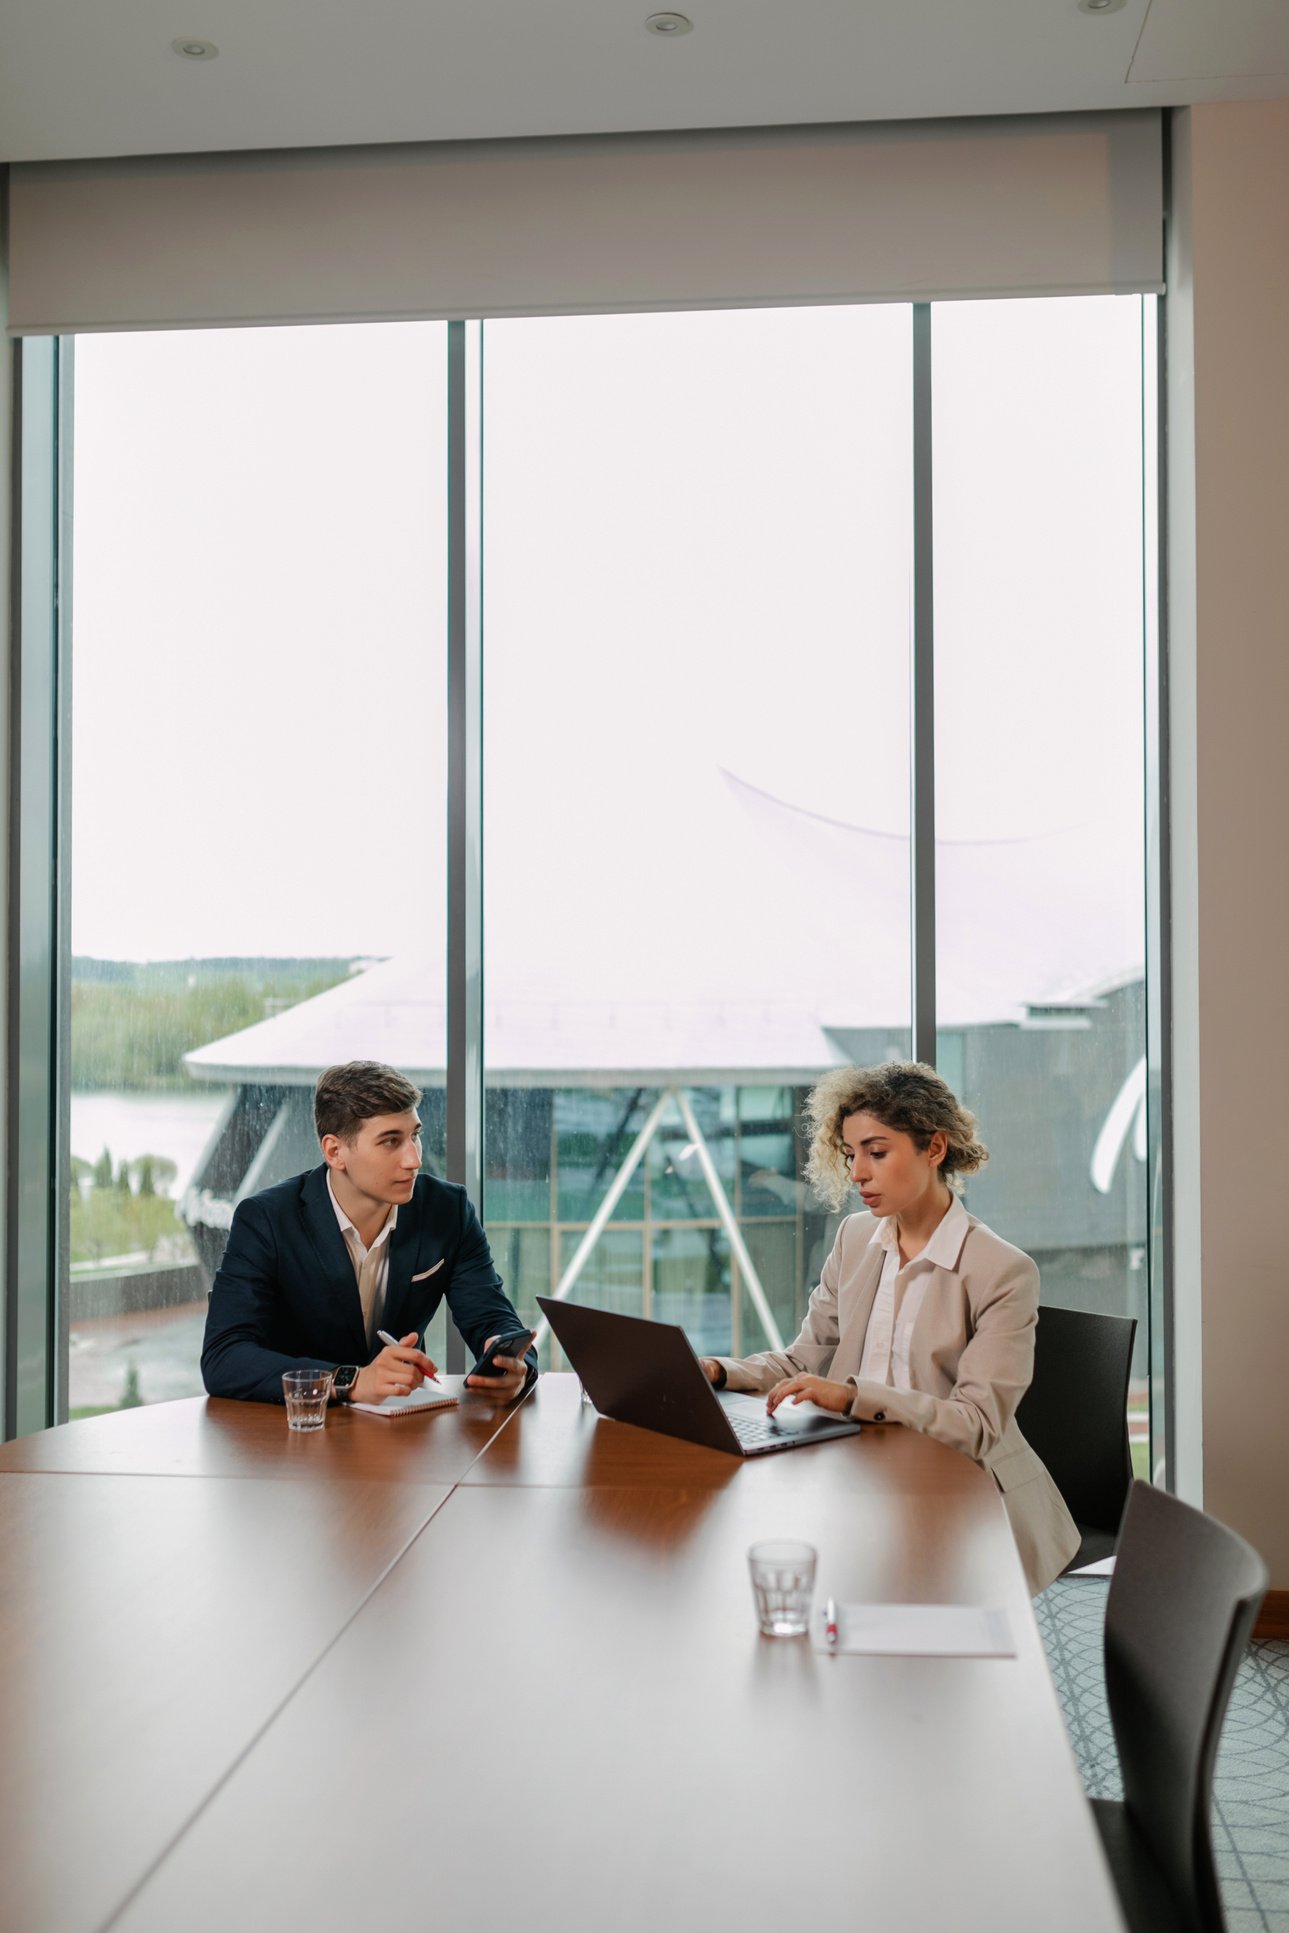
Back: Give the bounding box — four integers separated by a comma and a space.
803, 1061, 989, 1211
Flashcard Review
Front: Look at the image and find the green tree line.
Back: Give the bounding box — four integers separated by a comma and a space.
70, 1181, 184, 1266
69, 1149, 186, 1266
71, 960, 356, 1090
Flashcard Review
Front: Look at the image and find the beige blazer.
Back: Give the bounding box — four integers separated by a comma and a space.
713, 1208, 1080, 1595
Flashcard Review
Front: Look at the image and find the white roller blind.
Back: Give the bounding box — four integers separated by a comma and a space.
7, 111, 1162, 336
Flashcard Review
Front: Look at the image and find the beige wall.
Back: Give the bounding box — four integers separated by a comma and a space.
1169, 101, 1289, 1580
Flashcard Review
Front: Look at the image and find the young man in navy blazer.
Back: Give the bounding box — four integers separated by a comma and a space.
201, 1060, 537, 1407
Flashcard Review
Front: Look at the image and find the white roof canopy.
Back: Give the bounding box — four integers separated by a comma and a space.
185, 771, 1140, 1087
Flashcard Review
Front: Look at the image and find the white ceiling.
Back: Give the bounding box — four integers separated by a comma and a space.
2, 0, 1288, 166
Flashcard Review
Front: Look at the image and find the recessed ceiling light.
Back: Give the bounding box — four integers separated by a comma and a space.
171, 36, 219, 59
1077, 0, 1125, 13
645, 12, 694, 35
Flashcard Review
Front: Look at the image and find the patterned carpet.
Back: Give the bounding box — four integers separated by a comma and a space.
1036, 1579, 1289, 1932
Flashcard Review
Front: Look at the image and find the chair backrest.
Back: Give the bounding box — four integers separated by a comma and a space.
1016, 1304, 1137, 1533
1105, 1481, 1268, 1933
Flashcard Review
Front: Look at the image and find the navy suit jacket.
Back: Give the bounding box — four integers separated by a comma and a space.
201, 1165, 535, 1404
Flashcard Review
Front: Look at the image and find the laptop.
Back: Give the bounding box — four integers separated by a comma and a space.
536, 1296, 863, 1457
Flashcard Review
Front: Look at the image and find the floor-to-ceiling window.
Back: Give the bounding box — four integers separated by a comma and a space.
67, 323, 448, 1414
482, 306, 912, 1365
932, 296, 1152, 1472
59, 296, 1154, 1465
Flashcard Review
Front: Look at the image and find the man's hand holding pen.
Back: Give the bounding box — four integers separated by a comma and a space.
352, 1332, 440, 1406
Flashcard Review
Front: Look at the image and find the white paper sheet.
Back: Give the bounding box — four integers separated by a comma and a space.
1067, 1555, 1116, 1576
813, 1603, 1016, 1657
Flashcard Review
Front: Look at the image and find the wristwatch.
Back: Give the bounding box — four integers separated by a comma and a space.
331, 1364, 360, 1402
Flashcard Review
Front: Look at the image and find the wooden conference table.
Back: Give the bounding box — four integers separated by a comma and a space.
0, 1376, 1126, 1933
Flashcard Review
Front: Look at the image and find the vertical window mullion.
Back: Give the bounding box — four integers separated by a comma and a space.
445, 320, 484, 1375
1143, 293, 1171, 1489
6, 336, 63, 1438
911, 303, 936, 1068
53, 340, 75, 1426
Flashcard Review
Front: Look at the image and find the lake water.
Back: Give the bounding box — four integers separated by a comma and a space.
70, 1089, 233, 1197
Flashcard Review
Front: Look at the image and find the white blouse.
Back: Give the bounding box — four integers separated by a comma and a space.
856, 1193, 971, 1390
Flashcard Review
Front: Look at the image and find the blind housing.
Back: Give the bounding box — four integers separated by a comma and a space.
7, 111, 1164, 335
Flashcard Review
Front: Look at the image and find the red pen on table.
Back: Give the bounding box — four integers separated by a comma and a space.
824, 1597, 839, 1649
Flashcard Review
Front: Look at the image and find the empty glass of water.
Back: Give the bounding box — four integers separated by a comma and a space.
748, 1540, 817, 1637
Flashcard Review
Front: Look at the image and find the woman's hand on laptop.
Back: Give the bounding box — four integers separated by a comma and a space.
765, 1374, 853, 1417
699, 1358, 721, 1384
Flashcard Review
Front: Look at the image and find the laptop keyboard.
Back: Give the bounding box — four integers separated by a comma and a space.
725, 1409, 796, 1452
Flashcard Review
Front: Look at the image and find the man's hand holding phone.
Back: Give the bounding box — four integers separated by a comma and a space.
463, 1329, 535, 1403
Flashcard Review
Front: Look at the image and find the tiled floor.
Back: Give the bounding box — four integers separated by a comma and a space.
1036, 1579, 1289, 1932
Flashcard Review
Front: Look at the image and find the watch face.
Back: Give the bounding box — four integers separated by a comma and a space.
332, 1365, 359, 1394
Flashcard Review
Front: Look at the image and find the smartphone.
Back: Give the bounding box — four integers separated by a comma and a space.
467, 1330, 534, 1380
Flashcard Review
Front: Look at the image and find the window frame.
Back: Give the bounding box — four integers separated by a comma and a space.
3, 301, 1169, 1478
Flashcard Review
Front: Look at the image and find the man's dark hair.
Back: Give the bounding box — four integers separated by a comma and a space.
314, 1061, 422, 1144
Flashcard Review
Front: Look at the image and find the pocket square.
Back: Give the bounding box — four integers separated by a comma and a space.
411, 1260, 445, 1283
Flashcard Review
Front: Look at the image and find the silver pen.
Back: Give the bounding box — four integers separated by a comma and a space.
824, 1598, 839, 1649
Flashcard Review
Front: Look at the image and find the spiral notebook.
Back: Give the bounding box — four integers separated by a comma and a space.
349, 1383, 460, 1419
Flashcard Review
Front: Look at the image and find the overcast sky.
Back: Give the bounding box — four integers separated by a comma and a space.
70, 295, 1149, 1021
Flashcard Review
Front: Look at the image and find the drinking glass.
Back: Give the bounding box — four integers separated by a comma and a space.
282, 1368, 333, 1431
748, 1540, 817, 1637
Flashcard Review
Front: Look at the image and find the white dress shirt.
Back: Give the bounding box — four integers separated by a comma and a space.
328, 1171, 397, 1349
857, 1193, 970, 1390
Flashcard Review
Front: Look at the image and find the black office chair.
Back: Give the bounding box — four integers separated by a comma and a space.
1017, 1304, 1137, 1569
1091, 1480, 1267, 1933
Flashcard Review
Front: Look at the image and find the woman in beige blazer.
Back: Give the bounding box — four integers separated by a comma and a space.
703, 1062, 1079, 1595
